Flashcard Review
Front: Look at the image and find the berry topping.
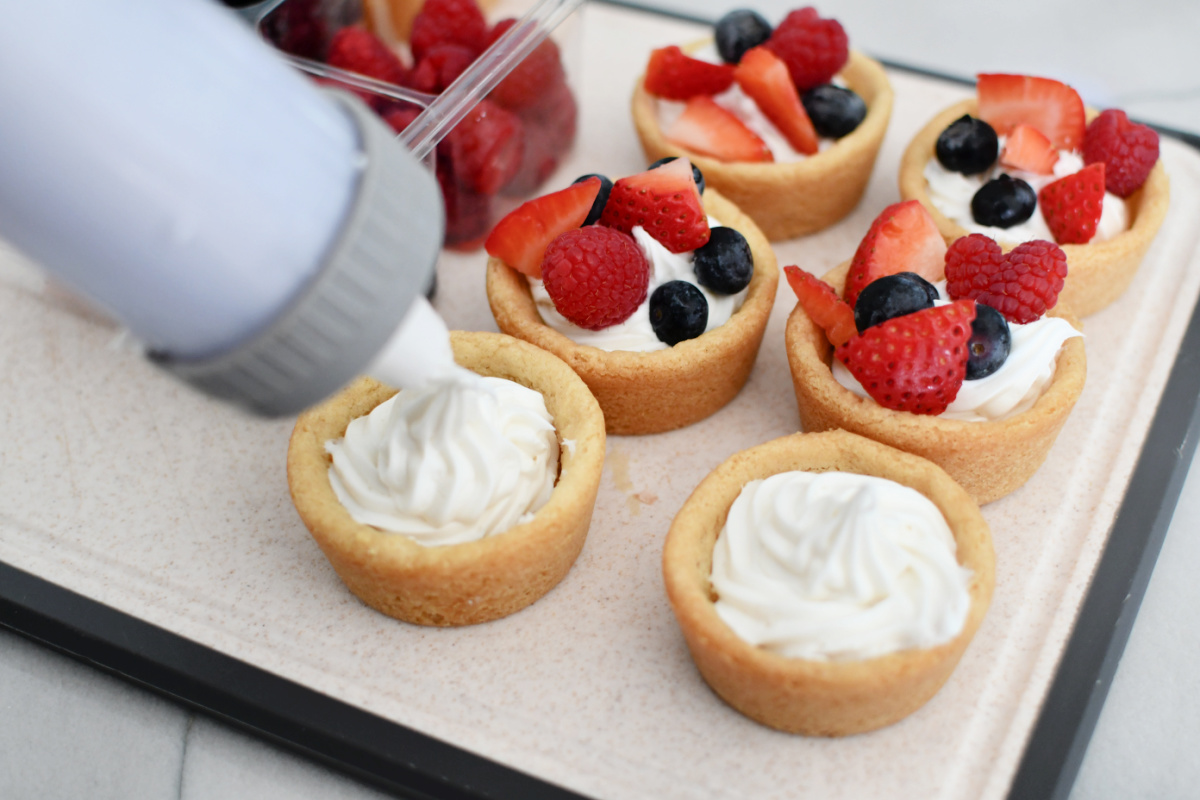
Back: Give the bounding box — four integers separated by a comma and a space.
801, 84, 867, 139
935, 115, 999, 175
1038, 162, 1106, 245
542, 227, 650, 330
693, 227, 754, 294
409, 42, 477, 93
1082, 109, 1160, 198
764, 7, 848, 92
844, 200, 948, 307
971, 174, 1037, 229
599, 159, 711, 253
485, 177, 602, 278
644, 46, 736, 100
966, 303, 1012, 380
853, 272, 939, 333
326, 27, 408, 87
572, 173, 613, 226
835, 301, 976, 415
999, 124, 1059, 175
733, 47, 818, 155
649, 280, 709, 345
944, 234, 1068, 324
784, 266, 857, 347
976, 73, 1086, 151
447, 99, 524, 195
648, 157, 705, 194
714, 9, 774, 64
664, 96, 774, 163
410, 0, 488, 62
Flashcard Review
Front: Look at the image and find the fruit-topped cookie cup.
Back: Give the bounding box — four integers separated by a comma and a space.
898, 73, 1169, 317
784, 201, 1086, 505
485, 158, 779, 435
631, 6, 893, 241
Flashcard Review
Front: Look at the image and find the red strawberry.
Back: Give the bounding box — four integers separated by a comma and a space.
944, 234, 1068, 324
1038, 163, 1106, 245
976, 73, 1085, 151
326, 26, 408, 87
1082, 109, 1160, 198
485, 177, 601, 278
1000, 124, 1059, 174
844, 200, 947, 307
643, 46, 736, 100
764, 7, 848, 92
410, 0, 487, 62
599, 159, 710, 253
408, 43, 476, 93
664, 96, 773, 164
487, 19, 568, 113
446, 100, 524, 195
835, 301, 976, 415
784, 266, 856, 347
733, 47, 818, 155
542, 227, 650, 330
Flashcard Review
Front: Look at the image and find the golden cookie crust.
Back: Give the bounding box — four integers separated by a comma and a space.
632, 49, 894, 241
287, 330, 606, 627
486, 188, 779, 435
784, 262, 1086, 505
662, 429, 995, 736
898, 98, 1170, 318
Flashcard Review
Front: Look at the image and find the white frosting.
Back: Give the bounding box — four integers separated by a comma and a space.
711, 470, 972, 661
325, 372, 559, 547
529, 221, 747, 352
833, 284, 1081, 422
923, 139, 1128, 246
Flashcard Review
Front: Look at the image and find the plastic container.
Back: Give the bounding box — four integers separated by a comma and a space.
259, 0, 583, 249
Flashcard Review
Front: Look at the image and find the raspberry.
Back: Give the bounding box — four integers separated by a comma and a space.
1038, 163, 1106, 245
944, 234, 1067, 324
487, 19, 567, 113
764, 7, 848, 92
437, 150, 492, 249
408, 43, 477, 93
447, 99, 524, 195
410, 0, 488, 63
542, 227, 650, 330
1082, 109, 1160, 198
382, 105, 421, 134
325, 26, 408, 87
261, 0, 326, 60
835, 301, 975, 415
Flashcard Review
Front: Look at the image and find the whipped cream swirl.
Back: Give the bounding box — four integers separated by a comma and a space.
326, 372, 559, 547
711, 471, 972, 661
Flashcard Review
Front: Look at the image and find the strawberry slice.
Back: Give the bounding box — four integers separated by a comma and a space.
664, 96, 774, 164
976, 73, 1085, 151
598, 159, 710, 252
733, 47, 818, 155
1038, 163, 1106, 245
644, 46, 736, 100
836, 301, 976, 415
843, 200, 947, 307
784, 266, 856, 347
484, 177, 601, 278
999, 124, 1059, 174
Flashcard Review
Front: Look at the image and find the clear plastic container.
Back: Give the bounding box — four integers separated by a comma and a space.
259, 0, 583, 249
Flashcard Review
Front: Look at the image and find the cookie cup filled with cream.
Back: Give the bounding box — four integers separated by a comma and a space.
632, 49, 893, 241
785, 262, 1085, 505
287, 331, 605, 626
662, 429, 994, 736
898, 98, 1169, 317
486, 188, 778, 435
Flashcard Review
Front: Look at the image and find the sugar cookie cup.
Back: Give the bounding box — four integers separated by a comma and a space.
287, 330, 605, 626
898, 98, 1170, 318
486, 188, 778, 435
662, 429, 994, 735
784, 262, 1085, 505
632, 49, 893, 241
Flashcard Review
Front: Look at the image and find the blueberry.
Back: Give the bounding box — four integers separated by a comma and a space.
966, 303, 1012, 380
853, 272, 940, 333
648, 156, 705, 194
572, 173, 613, 226
935, 115, 999, 175
714, 9, 773, 64
801, 84, 867, 139
650, 280, 708, 345
693, 227, 753, 295
971, 174, 1037, 228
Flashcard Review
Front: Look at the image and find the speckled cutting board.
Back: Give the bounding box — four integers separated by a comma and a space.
3, 4, 1200, 800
